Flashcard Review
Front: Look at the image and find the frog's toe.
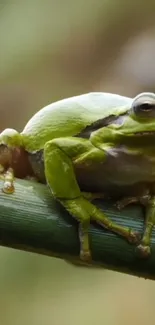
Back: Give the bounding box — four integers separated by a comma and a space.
136, 244, 151, 258
2, 168, 15, 194
128, 231, 141, 244
115, 201, 123, 210
2, 181, 15, 194
80, 249, 92, 263
115, 198, 130, 210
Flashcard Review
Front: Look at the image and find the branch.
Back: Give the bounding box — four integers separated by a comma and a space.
0, 178, 154, 280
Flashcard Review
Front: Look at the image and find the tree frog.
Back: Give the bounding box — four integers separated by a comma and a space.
0, 91, 155, 261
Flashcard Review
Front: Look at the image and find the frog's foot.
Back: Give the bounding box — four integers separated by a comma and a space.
136, 244, 151, 258
2, 167, 15, 194
80, 247, 92, 262
135, 196, 155, 258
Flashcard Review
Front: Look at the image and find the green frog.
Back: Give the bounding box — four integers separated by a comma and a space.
0, 91, 155, 261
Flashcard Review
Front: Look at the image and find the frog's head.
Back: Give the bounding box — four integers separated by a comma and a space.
107, 92, 155, 145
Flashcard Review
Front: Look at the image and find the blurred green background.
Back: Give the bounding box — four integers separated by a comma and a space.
1, 0, 155, 324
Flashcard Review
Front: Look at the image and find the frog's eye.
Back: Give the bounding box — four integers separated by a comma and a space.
131, 92, 155, 118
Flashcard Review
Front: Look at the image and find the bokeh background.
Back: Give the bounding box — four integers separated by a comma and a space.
1, 1, 155, 324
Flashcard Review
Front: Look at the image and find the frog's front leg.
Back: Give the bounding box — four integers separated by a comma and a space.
116, 189, 150, 210
117, 194, 155, 257
135, 196, 155, 257
112, 190, 155, 257
44, 137, 139, 262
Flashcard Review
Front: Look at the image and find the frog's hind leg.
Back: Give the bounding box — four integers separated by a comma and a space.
44, 136, 140, 262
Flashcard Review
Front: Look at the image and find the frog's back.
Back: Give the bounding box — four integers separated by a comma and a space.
22, 92, 132, 151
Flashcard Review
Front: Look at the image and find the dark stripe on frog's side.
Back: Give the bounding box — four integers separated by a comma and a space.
76, 113, 127, 138
28, 150, 46, 183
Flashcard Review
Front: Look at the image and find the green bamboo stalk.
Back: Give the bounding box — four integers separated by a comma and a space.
0, 178, 154, 280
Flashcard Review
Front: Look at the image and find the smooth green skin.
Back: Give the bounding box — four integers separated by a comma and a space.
1, 92, 155, 261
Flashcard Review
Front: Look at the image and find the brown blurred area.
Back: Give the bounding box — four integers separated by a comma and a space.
1, 1, 155, 324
